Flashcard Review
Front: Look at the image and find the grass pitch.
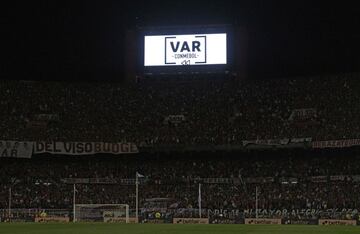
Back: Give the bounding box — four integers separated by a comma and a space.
0, 223, 359, 234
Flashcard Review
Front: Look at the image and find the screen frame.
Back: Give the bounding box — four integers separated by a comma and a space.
144, 33, 227, 67
137, 25, 234, 76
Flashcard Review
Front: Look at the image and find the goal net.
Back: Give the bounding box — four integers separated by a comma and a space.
74, 204, 129, 223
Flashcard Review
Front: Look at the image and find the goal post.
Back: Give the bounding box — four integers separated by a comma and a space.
74, 204, 129, 223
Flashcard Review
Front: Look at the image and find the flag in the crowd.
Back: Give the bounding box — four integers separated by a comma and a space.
136, 172, 145, 178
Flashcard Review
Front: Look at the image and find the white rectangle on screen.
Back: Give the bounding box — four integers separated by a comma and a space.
144, 33, 227, 66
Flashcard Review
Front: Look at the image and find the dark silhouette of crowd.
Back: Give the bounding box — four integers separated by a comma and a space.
1, 73, 359, 144
1, 73, 360, 221
1, 148, 360, 220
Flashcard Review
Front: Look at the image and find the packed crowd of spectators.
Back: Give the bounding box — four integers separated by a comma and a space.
1, 148, 360, 214
0, 73, 359, 144
1, 73, 360, 221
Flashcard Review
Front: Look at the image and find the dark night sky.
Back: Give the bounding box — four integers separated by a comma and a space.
1, 1, 360, 81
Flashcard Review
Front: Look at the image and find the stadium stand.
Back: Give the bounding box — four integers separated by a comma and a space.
1, 73, 360, 223
1, 73, 359, 144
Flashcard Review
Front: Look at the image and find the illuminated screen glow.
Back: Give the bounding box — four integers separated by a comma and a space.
144, 33, 227, 66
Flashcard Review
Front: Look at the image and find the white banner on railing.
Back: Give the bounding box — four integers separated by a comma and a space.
242, 138, 312, 147
0, 141, 33, 158
288, 108, 317, 121
34, 142, 138, 155
312, 139, 360, 148
164, 115, 186, 124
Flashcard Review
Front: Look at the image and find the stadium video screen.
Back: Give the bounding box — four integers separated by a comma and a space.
144, 33, 227, 66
